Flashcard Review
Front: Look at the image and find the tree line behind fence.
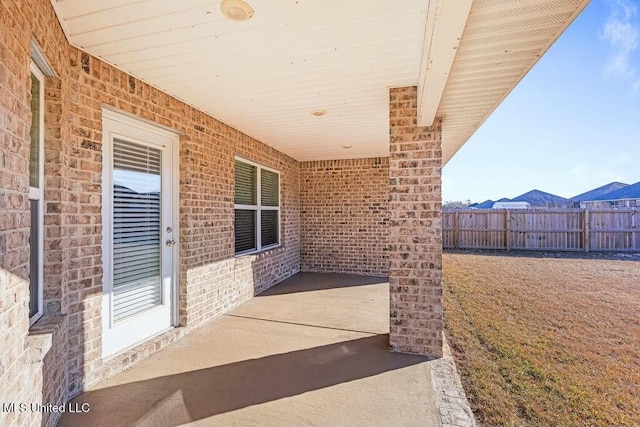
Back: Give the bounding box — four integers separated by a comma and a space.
443, 209, 640, 252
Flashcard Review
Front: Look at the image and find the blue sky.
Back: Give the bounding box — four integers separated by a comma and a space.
442, 0, 640, 203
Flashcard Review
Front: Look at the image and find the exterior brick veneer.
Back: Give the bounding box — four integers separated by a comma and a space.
1, 1, 299, 425
388, 86, 444, 357
0, 0, 445, 424
301, 158, 389, 276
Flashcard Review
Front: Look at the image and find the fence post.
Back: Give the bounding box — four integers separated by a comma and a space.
583, 209, 590, 252
505, 209, 511, 250
633, 209, 638, 251
453, 210, 459, 249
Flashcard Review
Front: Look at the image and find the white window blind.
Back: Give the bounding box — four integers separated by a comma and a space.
234, 159, 280, 254
112, 138, 162, 323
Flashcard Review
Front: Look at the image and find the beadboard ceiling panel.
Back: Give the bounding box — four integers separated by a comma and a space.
437, 0, 589, 163
51, 0, 589, 163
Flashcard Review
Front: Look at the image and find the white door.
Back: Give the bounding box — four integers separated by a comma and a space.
101, 110, 179, 358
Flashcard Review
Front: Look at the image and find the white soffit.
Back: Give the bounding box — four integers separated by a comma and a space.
437, 0, 590, 165
50, 0, 588, 163
49, 0, 428, 161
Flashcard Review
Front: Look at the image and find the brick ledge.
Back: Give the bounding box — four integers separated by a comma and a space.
26, 315, 67, 363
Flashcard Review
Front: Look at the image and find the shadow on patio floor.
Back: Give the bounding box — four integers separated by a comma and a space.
59, 273, 439, 426
258, 272, 388, 296
61, 334, 425, 427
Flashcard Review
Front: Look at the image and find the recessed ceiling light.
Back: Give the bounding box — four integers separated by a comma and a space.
341, 144, 352, 149
311, 109, 326, 117
221, 0, 254, 21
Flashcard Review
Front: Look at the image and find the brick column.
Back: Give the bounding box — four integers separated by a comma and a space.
388, 86, 443, 357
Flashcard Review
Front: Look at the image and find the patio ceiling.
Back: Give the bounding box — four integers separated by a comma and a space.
50, 0, 588, 164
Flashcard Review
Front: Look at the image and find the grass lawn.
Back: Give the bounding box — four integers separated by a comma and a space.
443, 251, 640, 427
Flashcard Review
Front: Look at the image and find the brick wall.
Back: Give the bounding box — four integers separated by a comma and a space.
300, 158, 389, 276
179, 133, 301, 328
0, 1, 446, 425
1, 0, 300, 424
28, 316, 69, 427
43, 74, 70, 317
388, 86, 443, 357
1, 0, 71, 425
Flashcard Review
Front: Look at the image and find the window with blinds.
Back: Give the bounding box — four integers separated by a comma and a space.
29, 64, 44, 326
112, 138, 162, 323
234, 158, 280, 254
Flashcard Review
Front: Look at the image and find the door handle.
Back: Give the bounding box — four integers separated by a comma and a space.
165, 239, 176, 247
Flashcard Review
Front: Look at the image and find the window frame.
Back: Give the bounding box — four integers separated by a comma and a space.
29, 61, 45, 326
234, 156, 281, 255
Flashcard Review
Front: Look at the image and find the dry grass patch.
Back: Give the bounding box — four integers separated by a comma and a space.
443, 251, 640, 427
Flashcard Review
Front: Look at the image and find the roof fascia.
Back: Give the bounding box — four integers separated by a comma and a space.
417, 0, 472, 127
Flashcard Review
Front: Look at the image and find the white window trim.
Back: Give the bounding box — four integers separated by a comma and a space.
234, 156, 281, 256
29, 61, 45, 326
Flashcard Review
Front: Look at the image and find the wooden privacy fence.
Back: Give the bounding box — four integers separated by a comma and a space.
443, 209, 640, 252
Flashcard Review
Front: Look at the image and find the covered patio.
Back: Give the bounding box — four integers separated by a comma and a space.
0, 1, 590, 426
59, 273, 446, 427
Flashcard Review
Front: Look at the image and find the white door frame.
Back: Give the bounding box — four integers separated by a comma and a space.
101, 108, 180, 358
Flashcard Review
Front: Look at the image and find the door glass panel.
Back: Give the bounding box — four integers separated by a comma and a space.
112, 138, 162, 323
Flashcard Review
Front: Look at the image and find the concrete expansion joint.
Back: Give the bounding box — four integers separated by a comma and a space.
223, 313, 379, 336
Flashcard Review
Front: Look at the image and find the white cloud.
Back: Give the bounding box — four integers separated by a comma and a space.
612, 0, 638, 18
600, 0, 640, 88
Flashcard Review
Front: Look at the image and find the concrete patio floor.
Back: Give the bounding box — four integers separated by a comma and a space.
59, 273, 442, 427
